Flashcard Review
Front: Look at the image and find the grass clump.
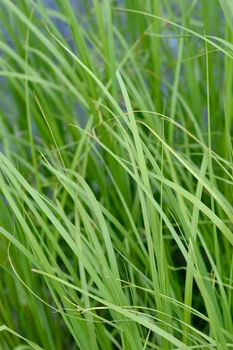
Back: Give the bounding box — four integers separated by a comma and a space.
0, 0, 232, 349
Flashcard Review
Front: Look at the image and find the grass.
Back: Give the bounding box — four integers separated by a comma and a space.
0, 0, 232, 349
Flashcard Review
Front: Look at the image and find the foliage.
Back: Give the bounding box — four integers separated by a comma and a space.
0, 1, 232, 349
